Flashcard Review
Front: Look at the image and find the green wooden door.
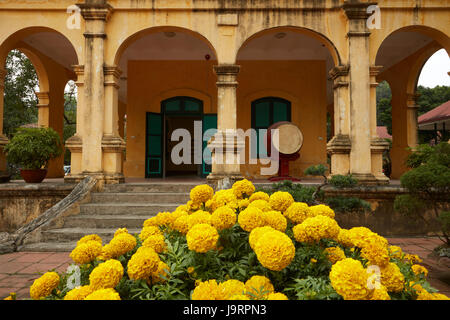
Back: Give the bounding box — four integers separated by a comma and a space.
145, 112, 163, 178
202, 114, 217, 177
251, 97, 291, 158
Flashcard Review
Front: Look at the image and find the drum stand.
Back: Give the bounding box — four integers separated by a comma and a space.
268, 152, 301, 182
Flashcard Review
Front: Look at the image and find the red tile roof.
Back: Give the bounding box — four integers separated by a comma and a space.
418, 100, 450, 125
377, 126, 392, 139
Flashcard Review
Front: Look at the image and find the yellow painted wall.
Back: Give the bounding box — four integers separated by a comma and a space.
124, 60, 328, 179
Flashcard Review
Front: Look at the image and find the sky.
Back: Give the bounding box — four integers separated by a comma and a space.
417, 49, 450, 88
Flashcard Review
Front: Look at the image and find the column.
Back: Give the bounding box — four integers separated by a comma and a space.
207, 64, 244, 189
406, 93, 420, 150
77, 1, 112, 180
0, 67, 9, 179
65, 65, 84, 181
343, 1, 378, 184
327, 65, 352, 176
102, 65, 125, 183
370, 65, 390, 183
36, 91, 50, 128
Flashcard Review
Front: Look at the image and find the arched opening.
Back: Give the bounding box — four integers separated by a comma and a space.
235, 27, 339, 179
375, 26, 450, 179
0, 27, 79, 179
114, 27, 218, 179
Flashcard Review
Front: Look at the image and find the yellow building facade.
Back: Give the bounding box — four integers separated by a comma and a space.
0, 0, 449, 187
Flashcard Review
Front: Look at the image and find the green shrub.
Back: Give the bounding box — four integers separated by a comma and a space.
4, 127, 63, 169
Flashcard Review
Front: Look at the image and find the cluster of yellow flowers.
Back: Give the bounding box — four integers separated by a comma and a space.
191, 275, 287, 300
27, 179, 450, 301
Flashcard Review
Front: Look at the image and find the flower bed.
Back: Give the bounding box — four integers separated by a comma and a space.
22, 180, 450, 300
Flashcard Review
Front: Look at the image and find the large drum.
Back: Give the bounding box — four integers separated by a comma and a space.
266, 121, 303, 156
265, 121, 303, 181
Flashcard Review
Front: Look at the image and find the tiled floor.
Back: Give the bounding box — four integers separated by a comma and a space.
1, 237, 448, 300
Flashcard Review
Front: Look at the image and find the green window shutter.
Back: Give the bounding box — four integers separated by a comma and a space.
251, 97, 291, 159
202, 114, 217, 176
146, 112, 163, 177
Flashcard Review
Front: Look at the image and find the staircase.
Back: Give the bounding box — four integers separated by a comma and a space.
19, 183, 195, 252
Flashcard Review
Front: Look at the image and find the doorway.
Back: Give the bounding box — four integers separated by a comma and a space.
145, 96, 217, 178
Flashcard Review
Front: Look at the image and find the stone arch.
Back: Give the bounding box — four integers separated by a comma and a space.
0, 26, 80, 68
113, 26, 218, 67
235, 26, 341, 67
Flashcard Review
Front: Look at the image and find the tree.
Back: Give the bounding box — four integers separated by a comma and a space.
394, 142, 450, 245
3, 50, 39, 137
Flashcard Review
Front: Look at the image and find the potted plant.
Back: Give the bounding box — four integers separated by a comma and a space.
4, 127, 63, 183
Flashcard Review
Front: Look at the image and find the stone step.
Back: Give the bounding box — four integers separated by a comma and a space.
90, 192, 190, 204
103, 183, 198, 193
41, 227, 141, 243
63, 214, 150, 229
79, 202, 182, 215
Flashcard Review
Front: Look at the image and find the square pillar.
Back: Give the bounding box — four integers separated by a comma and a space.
207, 64, 244, 189
343, 1, 381, 184
0, 68, 9, 180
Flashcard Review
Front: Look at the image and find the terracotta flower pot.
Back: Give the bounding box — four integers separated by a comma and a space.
20, 169, 48, 183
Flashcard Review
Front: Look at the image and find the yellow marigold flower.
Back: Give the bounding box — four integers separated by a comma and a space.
210, 189, 238, 211
238, 206, 265, 232
151, 261, 170, 284
30, 272, 60, 300
192, 279, 220, 300
142, 234, 167, 253
380, 262, 405, 293
309, 204, 335, 219
404, 254, 423, 264
190, 184, 214, 204
268, 191, 294, 212
238, 198, 250, 210
284, 202, 311, 224
155, 211, 174, 228
337, 228, 354, 247
186, 200, 202, 213
143, 216, 159, 227
254, 226, 295, 271
428, 293, 450, 300
218, 280, 246, 300
114, 228, 128, 237
248, 199, 272, 212
329, 258, 370, 300
70, 240, 103, 265
171, 209, 188, 223
249, 226, 276, 250
89, 259, 123, 290
139, 225, 163, 241
411, 264, 428, 277
127, 246, 160, 280
187, 266, 195, 274
3, 293, 16, 300
232, 179, 255, 199
267, 292, 289, 300
293, 215, 340, 243
186, 223, 219, 253
211, 206, 237, 230
388, 245, 403, 259
249, 191, 270, 203
310, 258, 317, 263
173, 214, 190, 234
176, 204, 188, 212
346, 227, 388, 249
228, 294, 250, 300
84, 288, 121, 300
101, 232, 137, 259
187, 210, 212, 230
325, 246, 346, 264
368, 285, 391, 300
64, 285, 94, 300
411, 283, 449, 300
245, 275, 274, 299
76, 234, 102, 246
262, 210, 287, 232
360, 240, 390, 268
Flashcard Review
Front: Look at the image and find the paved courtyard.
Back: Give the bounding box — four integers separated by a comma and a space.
0, 237, 448, 300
